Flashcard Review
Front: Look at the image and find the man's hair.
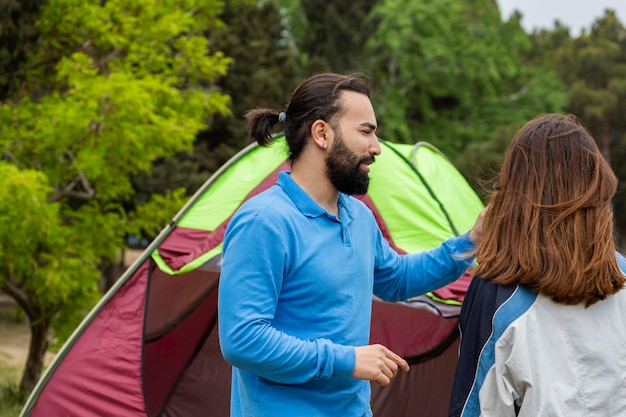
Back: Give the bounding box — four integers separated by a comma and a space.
245, 72, 370, 163
474, 113, 624, 306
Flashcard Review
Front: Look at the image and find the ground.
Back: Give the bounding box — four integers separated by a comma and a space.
0, 294, 39, 417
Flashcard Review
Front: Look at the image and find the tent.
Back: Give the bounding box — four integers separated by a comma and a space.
19, 136, 484, 417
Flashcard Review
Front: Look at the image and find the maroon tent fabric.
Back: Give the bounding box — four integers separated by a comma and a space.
31, 263, 150, 416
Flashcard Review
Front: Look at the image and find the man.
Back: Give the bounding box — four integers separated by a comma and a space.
218, 73, 479, 417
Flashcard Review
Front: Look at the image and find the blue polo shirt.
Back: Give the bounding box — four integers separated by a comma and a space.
218, 171, 474, 417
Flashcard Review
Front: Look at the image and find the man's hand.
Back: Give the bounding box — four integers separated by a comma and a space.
352, 344, 410, 386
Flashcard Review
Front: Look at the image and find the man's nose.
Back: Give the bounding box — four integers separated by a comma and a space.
370, 137, 381, 156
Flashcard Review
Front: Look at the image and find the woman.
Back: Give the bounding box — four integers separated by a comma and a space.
449, 113, 626, 417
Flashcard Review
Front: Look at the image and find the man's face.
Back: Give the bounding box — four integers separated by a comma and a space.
325, 128, 374, 195
324, 90, 380, 195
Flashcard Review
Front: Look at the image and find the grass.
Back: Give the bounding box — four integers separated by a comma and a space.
0, 299, 29, 417
0, 362, 26, 417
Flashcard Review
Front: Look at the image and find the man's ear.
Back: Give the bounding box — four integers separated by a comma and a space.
310, 119, 330, 150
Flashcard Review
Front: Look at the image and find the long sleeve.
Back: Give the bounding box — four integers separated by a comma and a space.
373, 231, 476, 302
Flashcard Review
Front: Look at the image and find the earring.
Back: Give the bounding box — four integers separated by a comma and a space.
323, 143, 327, 150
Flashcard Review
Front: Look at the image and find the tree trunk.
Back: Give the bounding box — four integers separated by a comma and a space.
1, 280, 50, 394
98, 252, 125, 293
20, 316, 49, 394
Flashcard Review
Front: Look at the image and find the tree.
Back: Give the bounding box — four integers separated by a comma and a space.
0, 162, 101, 394
366, 0, 567, 168
196, 0, 301, 171
129, 0, 302, 216
0, 0, 47, 99
0, 0, 231, 392
298, 0, 377, 72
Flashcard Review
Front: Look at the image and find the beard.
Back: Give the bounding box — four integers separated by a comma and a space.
325, 129, 374, 195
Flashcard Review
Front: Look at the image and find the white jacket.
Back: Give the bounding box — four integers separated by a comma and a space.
449, 253, 626, 417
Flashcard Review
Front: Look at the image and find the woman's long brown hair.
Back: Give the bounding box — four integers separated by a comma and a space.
473, 113, 625, 306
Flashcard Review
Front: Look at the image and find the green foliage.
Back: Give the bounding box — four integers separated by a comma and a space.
367, 0, 567, 161
135, 0, 302, 207
526, 23, 573, 68
198, 0, 300, 162
0, 162, 100, 345
0, 163, 59, 281
0, 0, 232, 391
127, 188, 189, 238
298, 0, 377, 72
0, 0, 46, 99
272, 0, 307, 59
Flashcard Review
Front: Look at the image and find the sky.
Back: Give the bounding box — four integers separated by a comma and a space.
497, 0, 626, 35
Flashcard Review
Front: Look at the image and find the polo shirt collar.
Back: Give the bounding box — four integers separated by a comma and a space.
277, 171, 352, 223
